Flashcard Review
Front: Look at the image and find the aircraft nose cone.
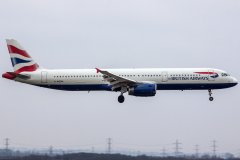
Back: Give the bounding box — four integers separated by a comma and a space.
232, 77, 238, 85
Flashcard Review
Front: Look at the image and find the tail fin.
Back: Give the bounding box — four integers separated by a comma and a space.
6, 39, 39, 73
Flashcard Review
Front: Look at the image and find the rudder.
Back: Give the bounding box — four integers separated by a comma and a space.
6, 39, 39, 73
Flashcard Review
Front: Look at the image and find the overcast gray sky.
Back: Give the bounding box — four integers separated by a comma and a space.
0, 0, 240, 155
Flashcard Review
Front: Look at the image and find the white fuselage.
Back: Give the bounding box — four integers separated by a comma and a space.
14, 68, 238, 91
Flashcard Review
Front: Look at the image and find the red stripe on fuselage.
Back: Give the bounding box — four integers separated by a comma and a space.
15, 64, 39, 73
194, 72, 217, 74
7, 45, 31, 58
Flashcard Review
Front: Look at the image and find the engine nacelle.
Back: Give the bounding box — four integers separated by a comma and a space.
128, 83, 157, 97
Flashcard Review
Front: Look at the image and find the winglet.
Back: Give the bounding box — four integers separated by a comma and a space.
95, 68, 102, 73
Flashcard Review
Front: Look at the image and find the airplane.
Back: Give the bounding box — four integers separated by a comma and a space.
2, 39, 238, 103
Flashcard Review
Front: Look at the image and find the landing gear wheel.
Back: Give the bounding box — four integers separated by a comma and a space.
118, 95, 125, 103
208, 89, 214, 101
209, 97, 214, 101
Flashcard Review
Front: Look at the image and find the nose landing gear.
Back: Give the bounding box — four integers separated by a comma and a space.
208, 89, 214, 101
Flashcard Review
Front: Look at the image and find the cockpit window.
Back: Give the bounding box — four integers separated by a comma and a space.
221, 73, 230, 77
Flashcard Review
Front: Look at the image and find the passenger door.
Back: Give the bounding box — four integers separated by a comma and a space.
162, 72, 168, 82
41, 71, 48, 83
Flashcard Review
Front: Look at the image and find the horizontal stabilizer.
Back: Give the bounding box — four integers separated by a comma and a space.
2, 72, 30, 80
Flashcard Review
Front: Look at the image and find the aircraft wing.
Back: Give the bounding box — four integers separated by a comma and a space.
95, 68, 138, 90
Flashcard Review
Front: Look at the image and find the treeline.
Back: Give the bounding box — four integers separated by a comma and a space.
1, 153, 240, 160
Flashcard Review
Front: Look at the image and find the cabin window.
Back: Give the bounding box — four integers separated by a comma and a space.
222, 73, 229, 77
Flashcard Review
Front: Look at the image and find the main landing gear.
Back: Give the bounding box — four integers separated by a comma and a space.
118, 94, 125, 103
208, 89, 214, 101
117, 87, 127, 103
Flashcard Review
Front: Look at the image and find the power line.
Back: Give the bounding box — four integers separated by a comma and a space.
107, 138, 112, 154
195, 145, 199, 158
162, 147, 166, 157
173, 140, 182, 157
211, 140, 217, 157
236, 151, 240, 158
91, 146, 95, 153
5, 138, 9, 151
137, 150, 141, 156
49, 145, 53, 156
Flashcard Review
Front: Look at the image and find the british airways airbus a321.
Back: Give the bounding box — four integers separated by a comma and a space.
2, 39, 238, 103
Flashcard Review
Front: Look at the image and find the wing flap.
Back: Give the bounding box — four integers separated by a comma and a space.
95, 68, 137, 90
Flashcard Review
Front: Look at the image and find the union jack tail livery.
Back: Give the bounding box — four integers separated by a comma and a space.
6, 39, 39, 74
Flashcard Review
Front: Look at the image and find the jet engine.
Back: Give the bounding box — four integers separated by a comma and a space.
128, 83, 156, 97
